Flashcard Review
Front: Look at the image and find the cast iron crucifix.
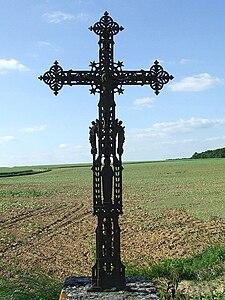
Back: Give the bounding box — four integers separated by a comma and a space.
39, 12, 173, 291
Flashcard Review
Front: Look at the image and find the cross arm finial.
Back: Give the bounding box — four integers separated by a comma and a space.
38, 61, 64, 96
89, 12, 124, 36
149, 60, 174, 95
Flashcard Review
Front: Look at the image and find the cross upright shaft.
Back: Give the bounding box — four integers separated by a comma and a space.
88, 12, 126, 291
39, 12, 173, 291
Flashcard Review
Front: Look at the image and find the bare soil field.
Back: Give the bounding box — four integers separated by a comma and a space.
1, 199, 224, 278
0, 160, 224, 298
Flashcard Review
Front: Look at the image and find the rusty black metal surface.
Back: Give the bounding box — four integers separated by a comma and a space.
39, 11, 173, 291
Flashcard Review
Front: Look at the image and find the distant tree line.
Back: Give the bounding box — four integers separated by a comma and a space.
191, 147, 225, 159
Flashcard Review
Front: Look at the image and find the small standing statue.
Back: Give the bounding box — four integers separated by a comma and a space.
114, 119, 125, 157
101, 156, 114, 204
89, 120, 99, 156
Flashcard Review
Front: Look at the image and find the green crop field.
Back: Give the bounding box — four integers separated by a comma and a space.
0, 159, 224, 299
123, 159, 225, 220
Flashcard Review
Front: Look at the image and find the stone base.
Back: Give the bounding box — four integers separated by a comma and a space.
59, 276, 159, 299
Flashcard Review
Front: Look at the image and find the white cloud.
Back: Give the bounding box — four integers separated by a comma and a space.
19, 125, 46, 133
59, 143, 68, 149
53, 143, 90, 164
204, 135, 225, 142
43, 11, 75, 23
43, 11, 90, 24
130, 97, 154, 109
76, 12, 90, 21
58, 143, 83, 151
0, 136, 15, 144
137, 118, 225, 138
169, 73, 224, 92
0, 143, 90, 167
179, 58, 192, 65
0, 59, 28, 73
37, 41, 51, 47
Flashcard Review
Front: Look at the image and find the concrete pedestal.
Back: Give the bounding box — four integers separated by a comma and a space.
58, 276, 159, 299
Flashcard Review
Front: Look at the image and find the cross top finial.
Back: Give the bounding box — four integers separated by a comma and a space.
89, 12, 124, 36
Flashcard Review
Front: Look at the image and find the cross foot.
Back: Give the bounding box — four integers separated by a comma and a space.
39, 11, 173, 292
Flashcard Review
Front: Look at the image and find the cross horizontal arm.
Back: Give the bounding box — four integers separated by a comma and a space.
116, 70, 173, 95
115, 61, 174, 95
39, 60, 174, 96
39, 61, 101, 95
117, 70, 171, 85
65, 70, 100, 85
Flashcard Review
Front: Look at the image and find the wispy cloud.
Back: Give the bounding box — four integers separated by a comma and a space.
75, 12, 90, 21
130, 97, 154, 109
0, 59, 28, 73
19, 125, 46, 133
37, 41, 51, 47
58, 143, 84, 151
0, 136, 15, 144
137, 118, 225, 138
179, 58, 192, 65
169, 73, 224, 92
55, 143, 90, 163
0, 142, 90, 167
204, 135, 225, 142
43, 11, 75, 23
43, 11, 90, 24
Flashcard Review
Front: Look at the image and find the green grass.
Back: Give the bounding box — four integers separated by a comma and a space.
126, 245, 225, 299
1, 246, 224, 299
126, 245, 225, 281
123, 158, 225, 220
0, 274, 61, 300
0, 167, 51, 178
0, 190, 51, 197
2, 158, 223, 219
0, 164, 92, 212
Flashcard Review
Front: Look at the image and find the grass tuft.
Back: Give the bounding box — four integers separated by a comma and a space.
127, 245, 225, 281
0, 274, 61, 300
126, 245, 225, 299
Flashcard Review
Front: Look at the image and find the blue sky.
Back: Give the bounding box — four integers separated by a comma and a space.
1, 0, 225, 166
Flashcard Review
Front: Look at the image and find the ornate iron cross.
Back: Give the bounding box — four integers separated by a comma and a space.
39, 12, 173, 291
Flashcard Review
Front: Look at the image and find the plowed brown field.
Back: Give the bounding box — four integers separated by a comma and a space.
0, 161, 224, 280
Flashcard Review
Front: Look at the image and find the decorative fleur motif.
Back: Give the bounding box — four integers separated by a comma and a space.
117, 87, 124, 94
89, 61, 98, 68
89, 11, 124, 36
117, 61, 124, 68
90, 86, 98, 95
39, 61, 64, 95
149, 60, 174, 95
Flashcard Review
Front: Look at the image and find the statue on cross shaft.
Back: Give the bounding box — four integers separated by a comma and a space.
39, 11, 173, 291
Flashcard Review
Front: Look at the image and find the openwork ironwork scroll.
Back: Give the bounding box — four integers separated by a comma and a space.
39, 11, 173, 291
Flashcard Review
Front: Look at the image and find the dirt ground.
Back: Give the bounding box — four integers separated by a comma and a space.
0, 194, 224, 280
